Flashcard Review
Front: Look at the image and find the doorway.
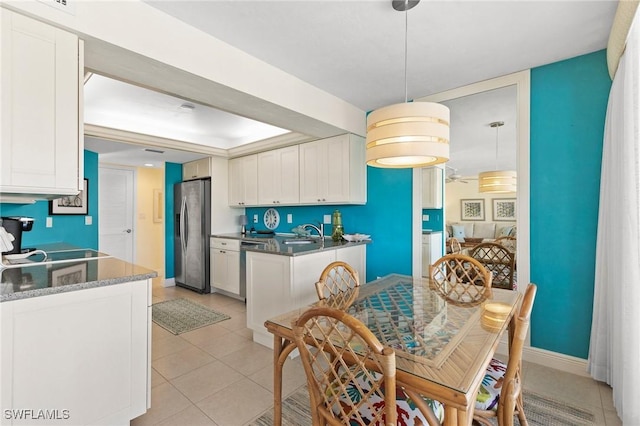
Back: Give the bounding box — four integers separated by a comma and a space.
99, 166, 135, 263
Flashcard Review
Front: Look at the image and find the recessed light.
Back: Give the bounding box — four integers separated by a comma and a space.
144, 163, 154, 167
179, 103, 195, 111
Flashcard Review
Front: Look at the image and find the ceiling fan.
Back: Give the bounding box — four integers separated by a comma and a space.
445, 166, 470, 184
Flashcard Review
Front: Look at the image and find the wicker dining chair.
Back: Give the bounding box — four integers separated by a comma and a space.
430, 254, 493, 305
470, 242, 517, 290
292, 306, 443, 426
474, 283, 537, 426
495, 235, 517, 252
449, 237, 462, 254
315, 261, 360, 310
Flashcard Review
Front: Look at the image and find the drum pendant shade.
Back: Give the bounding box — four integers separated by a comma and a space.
366, 102, 450, 168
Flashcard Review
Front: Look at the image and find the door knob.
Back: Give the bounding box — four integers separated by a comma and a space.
125, 229, 132, 233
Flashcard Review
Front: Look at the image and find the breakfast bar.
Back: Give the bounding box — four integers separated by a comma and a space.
0, 245, 156, 425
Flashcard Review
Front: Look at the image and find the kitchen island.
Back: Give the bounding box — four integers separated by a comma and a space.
0, 246, 156, 426
210, 233, 368, 347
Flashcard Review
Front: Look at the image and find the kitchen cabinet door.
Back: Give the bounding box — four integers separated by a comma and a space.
0, 10, 83, 200
183, 157, 211, 180
258, 145, 299, 205
229, 154, 258, 206
422, 167, 443, 209
299, 134, 366, 205
211, 248, 240, 295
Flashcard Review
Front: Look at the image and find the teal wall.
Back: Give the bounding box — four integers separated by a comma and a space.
0, 150, 99, 249
530, 50, 610, 358
164, 162, 182, 279
246, 166, 414, 280
422, 208, 444, 231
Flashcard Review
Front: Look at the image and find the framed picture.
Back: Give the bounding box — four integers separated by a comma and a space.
50, 263, 87, 287
461, 199, 485, 221
493, 198, 517, 221
153, 189, 163, 223
49, 179, 88, 215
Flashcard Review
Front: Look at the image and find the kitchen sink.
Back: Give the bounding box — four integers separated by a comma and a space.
282, 238, 316, 245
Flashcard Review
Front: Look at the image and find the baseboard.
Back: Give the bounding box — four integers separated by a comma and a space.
497, 341, 589, 377
163, 278, 175, 288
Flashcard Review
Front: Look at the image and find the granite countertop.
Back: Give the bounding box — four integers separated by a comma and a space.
210, 233, 371, 257
1, 245, 157, 302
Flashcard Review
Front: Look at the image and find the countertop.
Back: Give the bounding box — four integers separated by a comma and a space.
1, 244, 157, 302
210, 233, 371, 257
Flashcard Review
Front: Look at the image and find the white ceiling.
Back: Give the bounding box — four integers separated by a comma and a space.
85, 0, 617, 170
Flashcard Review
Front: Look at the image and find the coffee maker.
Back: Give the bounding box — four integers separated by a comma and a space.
0, 217, 35, 255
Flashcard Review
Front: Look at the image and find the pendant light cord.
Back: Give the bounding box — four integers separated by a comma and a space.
404, 0, 409, 103
495, 124, 499, 169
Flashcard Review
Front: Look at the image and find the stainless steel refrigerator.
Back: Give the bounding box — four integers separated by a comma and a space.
174, 178, 211, 293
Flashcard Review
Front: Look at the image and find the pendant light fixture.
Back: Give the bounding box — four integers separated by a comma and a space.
366, 0, 450, 168
478, 121, 517, 193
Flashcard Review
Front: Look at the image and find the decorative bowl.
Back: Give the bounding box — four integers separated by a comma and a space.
464, 237, 483, 243
342, 234, 371, 242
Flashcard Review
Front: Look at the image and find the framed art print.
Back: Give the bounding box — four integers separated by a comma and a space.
493, 198, 516, 221
50, 179, 88, 215
461, 199, 485, 221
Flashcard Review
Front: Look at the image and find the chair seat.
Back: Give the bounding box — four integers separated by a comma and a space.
337, 369, 445, 424
476, 357, 507, 411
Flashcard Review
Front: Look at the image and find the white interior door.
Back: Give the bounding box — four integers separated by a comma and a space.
99, 166, 135, 263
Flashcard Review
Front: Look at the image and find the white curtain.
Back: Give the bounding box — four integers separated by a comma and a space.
588, 11, 640, 425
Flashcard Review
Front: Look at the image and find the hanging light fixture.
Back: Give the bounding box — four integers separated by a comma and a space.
366, 0, 450, 168
478, 121, 517, 193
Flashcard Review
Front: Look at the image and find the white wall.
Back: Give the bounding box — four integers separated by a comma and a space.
135, 167, 164, 276
445, 180, 516, 224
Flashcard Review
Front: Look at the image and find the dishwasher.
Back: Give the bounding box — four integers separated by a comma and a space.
239, 240, 267, 301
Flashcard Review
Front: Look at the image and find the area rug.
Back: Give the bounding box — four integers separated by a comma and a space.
152, 298, 230, 335
250, 387, 596, 426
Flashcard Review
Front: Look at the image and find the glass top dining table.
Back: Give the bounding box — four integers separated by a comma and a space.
264, 273, 522, 426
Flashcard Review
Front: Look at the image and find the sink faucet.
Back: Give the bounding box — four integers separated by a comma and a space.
302, 223, 324, 241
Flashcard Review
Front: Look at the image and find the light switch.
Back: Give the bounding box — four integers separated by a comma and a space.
422, 214, 429, 221
46, 217, 53, 228
85, 216, 93, 225
253, 214, 258, 223
287, 214, 293, 223
323, 215, 331, 224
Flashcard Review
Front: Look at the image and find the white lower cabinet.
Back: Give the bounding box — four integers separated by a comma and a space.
0, 280, 151, 426
210, 238, 241, 297
246, 245, 366, 347
422, 232, 444, 278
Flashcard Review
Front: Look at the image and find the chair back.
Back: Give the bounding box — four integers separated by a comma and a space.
292, 306, 397, 425
470, 242, 517, 290
449, 237, 462, 253
495, 236, 517, 252
430, 254, 492, 305
315, 261, 360, 310
498, 283, 537, 425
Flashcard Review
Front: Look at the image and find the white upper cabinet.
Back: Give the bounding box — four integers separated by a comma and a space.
258, 145, 299, 205
299, 134, 366, 205
229, 154, 258, 207
182, 157, 211, 180
0, 9, 83, 201
422, 167, 443, 209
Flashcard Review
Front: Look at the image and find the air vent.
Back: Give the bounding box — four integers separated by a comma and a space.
144, 148, 165, 154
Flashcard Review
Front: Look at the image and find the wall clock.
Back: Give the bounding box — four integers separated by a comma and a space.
263, 208, 280, 230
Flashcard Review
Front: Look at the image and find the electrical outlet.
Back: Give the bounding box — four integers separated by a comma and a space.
253, 214, 258, 223
422, 214, 429, 221
287, 214, 292, 224
85, 216, 93, 225
46, 217, 53, 228
323, 215, 331, 224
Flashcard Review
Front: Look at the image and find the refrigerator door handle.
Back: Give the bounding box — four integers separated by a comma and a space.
184, 199, 189, 248
180, 196, 187, 252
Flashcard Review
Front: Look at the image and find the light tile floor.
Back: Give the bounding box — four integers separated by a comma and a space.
133, 280, 621, 425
